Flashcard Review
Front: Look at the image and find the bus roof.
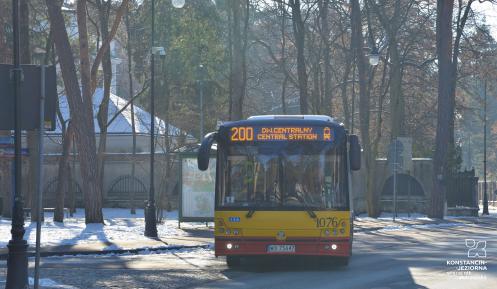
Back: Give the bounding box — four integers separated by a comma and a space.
220, 115, 343, 129
247, 115, 335, 122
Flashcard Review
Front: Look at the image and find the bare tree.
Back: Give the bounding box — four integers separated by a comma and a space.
288, 0, 309, 114
46, 0, 128, 223
230, 0, 249, 120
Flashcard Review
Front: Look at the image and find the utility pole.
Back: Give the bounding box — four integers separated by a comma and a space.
145, 0, 159, 238
6, 0, 29, 287
483, 79, 489, 215
393, 139, 398, 222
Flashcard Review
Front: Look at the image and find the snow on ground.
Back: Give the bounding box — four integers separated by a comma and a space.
486, 205, 497, 217
40, 244, 215, 261
0, 209, 212, 248
2, 206, 494, 249
28, 277, 78, 289
358, 205, 497, 221
378, 222, 465, 232
356, 212, 433, 221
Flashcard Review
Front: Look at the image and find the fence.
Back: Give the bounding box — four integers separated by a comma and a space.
478, 180, 497, 207
446, 170, 478, 208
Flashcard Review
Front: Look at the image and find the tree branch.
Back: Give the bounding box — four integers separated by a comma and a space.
90, 0, 129, 94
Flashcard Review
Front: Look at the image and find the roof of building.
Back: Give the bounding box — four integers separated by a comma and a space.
53, 88, 191, 137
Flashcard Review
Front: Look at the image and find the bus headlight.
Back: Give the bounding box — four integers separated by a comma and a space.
226, 243, 233, 250
331, 244, 337, 250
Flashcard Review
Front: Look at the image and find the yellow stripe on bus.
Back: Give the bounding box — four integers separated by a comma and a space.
215, 210, 351, 238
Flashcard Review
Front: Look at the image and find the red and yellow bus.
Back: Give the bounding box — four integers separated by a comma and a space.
198, 115, 361, 267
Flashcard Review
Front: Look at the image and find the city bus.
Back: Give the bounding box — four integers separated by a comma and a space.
197, 115, 361, 267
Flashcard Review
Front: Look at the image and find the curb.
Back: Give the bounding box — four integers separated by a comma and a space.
0, 244, 211, 260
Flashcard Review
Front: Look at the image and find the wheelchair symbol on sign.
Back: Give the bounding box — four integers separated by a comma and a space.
466, 239, 486, 258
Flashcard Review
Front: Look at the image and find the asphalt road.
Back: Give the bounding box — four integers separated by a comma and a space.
0, 218, 496, 289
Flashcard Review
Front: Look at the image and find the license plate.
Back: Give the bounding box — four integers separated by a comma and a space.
267, 244, 295, 253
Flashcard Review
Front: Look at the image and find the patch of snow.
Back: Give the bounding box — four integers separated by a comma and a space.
356, 212, 432, 221
0, 209, 212, 248
483, 205, 497, 218
28, 277, 79, 289
379, 222, 464, 232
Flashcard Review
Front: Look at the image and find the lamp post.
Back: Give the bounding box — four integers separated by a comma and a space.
483, 79, 489, 215
6, 0, 28, 288
145, 0, 184, 238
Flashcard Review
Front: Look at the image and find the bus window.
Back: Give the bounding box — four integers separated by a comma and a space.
218, 143, 348, 210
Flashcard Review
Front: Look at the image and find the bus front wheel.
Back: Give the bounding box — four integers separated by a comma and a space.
226, 256, 241, 268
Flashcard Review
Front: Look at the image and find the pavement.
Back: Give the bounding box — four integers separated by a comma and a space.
0, 215, 484, 259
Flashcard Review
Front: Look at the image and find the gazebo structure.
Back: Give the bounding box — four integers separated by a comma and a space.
40, 88, 197, 209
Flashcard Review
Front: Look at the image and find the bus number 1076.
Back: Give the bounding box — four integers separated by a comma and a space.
231, 127, 254, 142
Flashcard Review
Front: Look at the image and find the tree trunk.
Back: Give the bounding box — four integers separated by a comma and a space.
279, 2, 287, 114
0, 0, 10, 63
96, 0, 113, 199
290, 0, 309, 114
340, 51, 352, 128
54, 122, 74, 222
351, 0, 379, 217
430, 0, 454, 218
125, 4, 137, 214
320, 0, 332, 116
46, 0, 103, 223
388, 35, 404, 138
230, 0, 246, 120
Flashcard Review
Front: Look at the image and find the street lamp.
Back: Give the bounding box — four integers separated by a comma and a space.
172, 0, 185, 8
6, 0, 28, 288
145, 0, 185, 238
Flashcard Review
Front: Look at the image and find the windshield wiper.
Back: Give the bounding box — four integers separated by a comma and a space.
295, 195, 317, 219
246, 210, 255, 218
304, 206, 317, 219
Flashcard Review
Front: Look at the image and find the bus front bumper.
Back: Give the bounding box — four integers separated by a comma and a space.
215, 238, 350, 257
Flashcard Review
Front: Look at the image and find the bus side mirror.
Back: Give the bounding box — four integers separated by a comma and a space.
349, 135, 361, 171
198, 132, 217, 171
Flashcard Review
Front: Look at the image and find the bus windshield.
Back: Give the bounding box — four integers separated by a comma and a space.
218, 143, 348, 210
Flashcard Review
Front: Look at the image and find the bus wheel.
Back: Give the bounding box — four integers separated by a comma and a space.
226, 256, 241, 268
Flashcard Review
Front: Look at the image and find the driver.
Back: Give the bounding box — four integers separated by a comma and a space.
285, 183, 303, 206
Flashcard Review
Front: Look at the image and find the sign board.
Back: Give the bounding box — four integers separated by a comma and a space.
387, 137, 413, 173
229, 126, 335, 142
179, 155, 216, 223
0, 64, 57, 131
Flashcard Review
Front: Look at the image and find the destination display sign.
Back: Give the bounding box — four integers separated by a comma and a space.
230, 126, 334, 142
